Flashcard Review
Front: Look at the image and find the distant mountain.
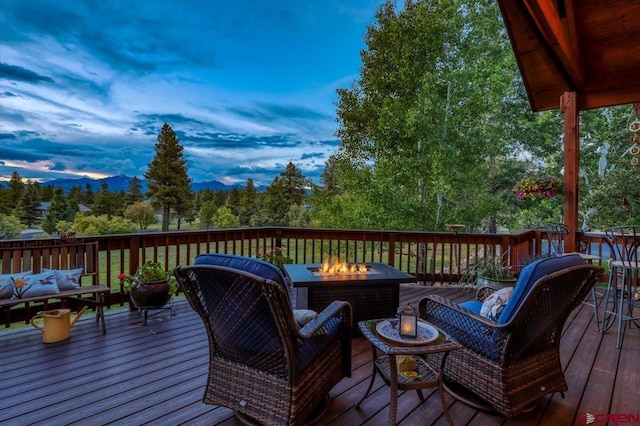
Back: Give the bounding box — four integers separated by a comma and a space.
2, 175, 265, 193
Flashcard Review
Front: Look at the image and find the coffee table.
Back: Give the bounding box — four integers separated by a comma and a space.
357, 319, 461, 426
282, 263, 415, 333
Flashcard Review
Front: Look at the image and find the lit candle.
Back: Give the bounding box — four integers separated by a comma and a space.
400, 320, 415, 335
399, 304, 418, 338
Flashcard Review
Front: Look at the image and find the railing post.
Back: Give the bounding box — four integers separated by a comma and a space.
388, 233, 396, 267
275, 228, 283, 250
129, 237, 140, 276
128, 237, 141, 312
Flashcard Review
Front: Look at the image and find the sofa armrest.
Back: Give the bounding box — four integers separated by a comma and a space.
297, 300, 352, 338
295, 300, 352, 377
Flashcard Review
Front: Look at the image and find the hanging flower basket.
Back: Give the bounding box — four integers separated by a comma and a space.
513, 176, 563, 201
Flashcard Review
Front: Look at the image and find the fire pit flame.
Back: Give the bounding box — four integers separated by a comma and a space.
319, 257, 368, 275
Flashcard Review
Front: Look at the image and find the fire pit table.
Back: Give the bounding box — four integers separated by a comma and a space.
282, 262, 416, 334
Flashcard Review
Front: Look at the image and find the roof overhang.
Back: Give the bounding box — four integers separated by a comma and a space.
497, 0, 640, 111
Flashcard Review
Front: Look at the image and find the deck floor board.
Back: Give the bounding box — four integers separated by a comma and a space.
1, 284, 637, 426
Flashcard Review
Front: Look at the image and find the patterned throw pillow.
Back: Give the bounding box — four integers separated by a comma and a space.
11, 270, 59, 299
293, 309, 318, 328
45, 268, 84, 291
480, 287, 514, 321
0, 271, 32, 299
292, 309, 329, 334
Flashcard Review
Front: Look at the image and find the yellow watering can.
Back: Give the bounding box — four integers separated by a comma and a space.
30, 306, 88, 343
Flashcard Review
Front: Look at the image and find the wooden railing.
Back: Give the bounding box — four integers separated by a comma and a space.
77, 227, 611, 296
1, 227, 611, 324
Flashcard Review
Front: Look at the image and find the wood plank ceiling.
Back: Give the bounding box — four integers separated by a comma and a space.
497, 0, 640, 112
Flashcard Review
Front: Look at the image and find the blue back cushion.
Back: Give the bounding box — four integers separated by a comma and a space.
194, 253, 288, 287
498, 254, 586, 324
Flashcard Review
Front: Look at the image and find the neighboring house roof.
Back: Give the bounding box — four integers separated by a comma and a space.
77, 202, 91, 213
38, 201, 91, 213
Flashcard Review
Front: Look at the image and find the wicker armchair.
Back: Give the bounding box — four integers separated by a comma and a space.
174, 254, 352, 426
419, 255, 602, 418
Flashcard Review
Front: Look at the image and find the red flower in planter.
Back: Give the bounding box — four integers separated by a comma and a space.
513, 176, 562, 201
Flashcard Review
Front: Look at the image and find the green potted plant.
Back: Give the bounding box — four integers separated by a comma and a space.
255, 247, 293, 269
460, 251, 516, 289
118, 260, 177, 309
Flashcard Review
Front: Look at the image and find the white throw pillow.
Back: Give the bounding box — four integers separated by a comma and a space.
480, 287, 513, 321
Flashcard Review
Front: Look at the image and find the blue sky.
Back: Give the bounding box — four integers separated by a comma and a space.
0, 0, 381, 186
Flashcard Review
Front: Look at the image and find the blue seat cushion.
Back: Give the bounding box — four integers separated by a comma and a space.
498, 254, 586, 324
459, 300, 482, 314
194, 253, 288, 287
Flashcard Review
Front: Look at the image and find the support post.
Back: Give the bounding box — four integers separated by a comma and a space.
560, 91, 579, 252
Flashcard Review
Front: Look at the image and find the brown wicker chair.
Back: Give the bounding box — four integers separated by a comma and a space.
174, 254, 352, 426
419, 257, 602, 418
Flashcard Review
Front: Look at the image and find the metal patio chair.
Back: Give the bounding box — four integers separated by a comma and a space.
600, 225, 640, 348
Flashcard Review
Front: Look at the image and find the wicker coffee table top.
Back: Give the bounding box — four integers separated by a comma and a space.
359, 318, 461, 355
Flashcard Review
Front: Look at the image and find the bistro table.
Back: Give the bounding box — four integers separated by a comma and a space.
357, 319, 461, 426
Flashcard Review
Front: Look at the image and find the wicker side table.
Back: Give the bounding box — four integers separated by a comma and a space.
357, 319, 461, 426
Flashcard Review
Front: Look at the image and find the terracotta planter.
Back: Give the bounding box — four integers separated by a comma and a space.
129, 279, 172, 309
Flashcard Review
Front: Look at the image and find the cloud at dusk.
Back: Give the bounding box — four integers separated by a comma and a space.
0, 0, 380, 186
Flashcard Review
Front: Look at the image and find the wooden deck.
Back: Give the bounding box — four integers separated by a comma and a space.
1, 285, 638, 426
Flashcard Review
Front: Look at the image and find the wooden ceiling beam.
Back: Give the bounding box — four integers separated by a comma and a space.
497, 0, 571, 111
578, 88, 640, 112
523, 0, 585, 88
497, 0, 640, 112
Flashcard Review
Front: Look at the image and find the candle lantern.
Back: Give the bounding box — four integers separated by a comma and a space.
398, 304, 418, 338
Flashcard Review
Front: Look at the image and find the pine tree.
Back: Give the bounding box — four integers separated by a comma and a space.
174, 188, 196, 229
92, 181, 124, 218
42, 188, 77, 235
68, 186, 83, 203
144, 123, 192, 231
198, 200, 218, 229
239, 179, 257, 226
321, 155, 340, 197
19, 180, 41, 227
263, 177, 289, 226
8, 171, 24, 207
0, 185, 11, 215
39, 185, 54, 202
262, 163, 309, 226
85, 183, 94, 205
226, 187, 242, 216
280, 162, 308, 206
125, 176, 144, 205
